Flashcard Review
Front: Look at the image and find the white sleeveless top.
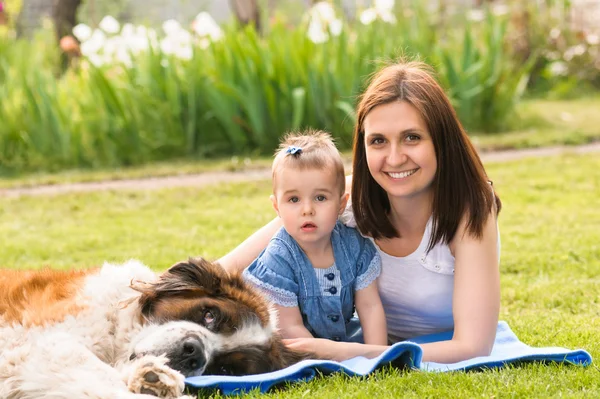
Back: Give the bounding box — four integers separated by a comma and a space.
341, 204, 500, 342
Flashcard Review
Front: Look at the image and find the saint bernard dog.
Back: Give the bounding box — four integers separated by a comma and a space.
0, 258, 308, 399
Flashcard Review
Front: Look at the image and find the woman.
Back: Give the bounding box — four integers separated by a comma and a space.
219, 60, 501, 364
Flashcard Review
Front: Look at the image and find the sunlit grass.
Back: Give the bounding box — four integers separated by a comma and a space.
1, 96, 599, 190
472, 96, 600, 150
0, 153, 598, 397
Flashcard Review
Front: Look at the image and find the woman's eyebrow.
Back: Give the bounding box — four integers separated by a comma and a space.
365, 128, 423, 136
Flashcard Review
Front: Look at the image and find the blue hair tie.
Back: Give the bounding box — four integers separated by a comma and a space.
286, 146, 302, 155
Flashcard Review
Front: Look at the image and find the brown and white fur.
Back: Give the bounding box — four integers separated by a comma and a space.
0, 258, 307, 399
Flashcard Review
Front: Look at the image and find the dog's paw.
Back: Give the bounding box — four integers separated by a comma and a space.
127, 355, 186, 398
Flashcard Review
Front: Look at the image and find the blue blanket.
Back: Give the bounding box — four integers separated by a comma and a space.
185, 321, 592, 395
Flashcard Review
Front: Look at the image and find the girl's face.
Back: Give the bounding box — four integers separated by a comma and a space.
363, 101, 437, 202
271, 167, 347, 249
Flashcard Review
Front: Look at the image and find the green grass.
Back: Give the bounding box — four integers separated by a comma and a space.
0, 155, 275, 190
1, 97, 599, 190
471, 96, 600, 151
0, 152, 599, 397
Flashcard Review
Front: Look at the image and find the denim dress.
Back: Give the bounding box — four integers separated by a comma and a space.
243, 221, 381, 342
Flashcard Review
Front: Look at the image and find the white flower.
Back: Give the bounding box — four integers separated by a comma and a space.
359, 0, 396, 25
563, 45, 585, 61
192, 12, 223, 41
121, 23, 135, 39
99, 15, 120, 34
115, 47, 133, 68
103, 36, 119, 56
312, 2, 336, 23
586, 33, 599, 46
360, 9, 377, 25
306, 1, 343, 41
573, 44, 586, 56
163, 19, 183, 36
467, 9, 485, 22
329, 19, 342, 36
80, 29, 106, 56
175, 45, 193, 60
307, 18, 328, 44
126, 30, 151, 54
491, 4, 509, 16
543, 50, 560, 61
379, 10, 396, 23
72, 23, 92, 42
198, 37, 211, 49
374, 0, 394, 12
160, 37, 176, 55
549, 61, 568, 77
87, 54, 104, 67
550, 28, 561, 40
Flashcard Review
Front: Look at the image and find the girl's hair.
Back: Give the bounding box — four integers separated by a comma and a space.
351, 61, 501, 251
272, 129, 345, 194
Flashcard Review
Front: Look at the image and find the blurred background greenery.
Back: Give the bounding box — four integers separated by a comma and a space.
0, 0, 599, 174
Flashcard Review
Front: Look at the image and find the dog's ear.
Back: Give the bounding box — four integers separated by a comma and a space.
268, 337, 313, 370
135, 257, 225, 317
166, 257, 226, 294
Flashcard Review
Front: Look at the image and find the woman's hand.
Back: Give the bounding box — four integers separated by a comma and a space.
283, 338, 389, 362
283, 338, 346, 361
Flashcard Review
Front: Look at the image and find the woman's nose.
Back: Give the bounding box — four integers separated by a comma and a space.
387, 144, 408, 166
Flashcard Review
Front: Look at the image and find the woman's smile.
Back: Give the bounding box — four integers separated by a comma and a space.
385, 168, 419, 179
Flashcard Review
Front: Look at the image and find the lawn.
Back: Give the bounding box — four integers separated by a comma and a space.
0, 153, 599, 397
1, 97, 599, 190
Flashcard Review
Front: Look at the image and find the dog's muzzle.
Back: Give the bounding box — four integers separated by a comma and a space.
166, 336, 207, 376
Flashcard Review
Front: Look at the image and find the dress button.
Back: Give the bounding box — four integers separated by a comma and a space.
435, 264, 441, 270
326, 273, 335, 281
328, 286, 337, 295
329, 315, 339, 322
332, 336, 341, 341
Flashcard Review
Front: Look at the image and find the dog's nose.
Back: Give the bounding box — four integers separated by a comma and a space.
180, 337, 206, 371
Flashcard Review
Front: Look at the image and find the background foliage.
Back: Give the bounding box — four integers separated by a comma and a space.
0, 0, 598, 175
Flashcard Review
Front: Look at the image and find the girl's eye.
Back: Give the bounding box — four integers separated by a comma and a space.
369, 137, 385, 145
289, 197, 299, 203
315, 195, 326, 202
406, 134, 421, 142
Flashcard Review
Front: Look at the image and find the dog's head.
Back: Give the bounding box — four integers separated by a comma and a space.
129, 258, 309, 376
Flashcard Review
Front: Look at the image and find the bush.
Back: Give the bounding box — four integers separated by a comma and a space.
0, 2, 537, 173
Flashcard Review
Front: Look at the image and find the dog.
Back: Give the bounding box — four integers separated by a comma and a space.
0, 258, 308, 398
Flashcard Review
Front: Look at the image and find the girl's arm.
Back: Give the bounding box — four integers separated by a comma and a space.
218, 217, 282, 273
355, 281, 387, 345
276, 305, 314, 339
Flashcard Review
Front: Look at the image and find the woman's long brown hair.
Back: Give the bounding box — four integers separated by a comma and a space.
351, 61, 501, 251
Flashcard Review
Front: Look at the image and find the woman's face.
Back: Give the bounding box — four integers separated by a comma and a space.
363, 101, 437, 201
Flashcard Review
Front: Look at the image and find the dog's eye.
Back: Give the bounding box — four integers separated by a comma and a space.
203, 310, 215, 325
219, 365, 232, 375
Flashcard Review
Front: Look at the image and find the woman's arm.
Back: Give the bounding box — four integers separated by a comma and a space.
283, 339, 388, 361
218, 217, 282, 273
355, 281, 387, 345
423, 211, 500, 363
276, 305, 314, 339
